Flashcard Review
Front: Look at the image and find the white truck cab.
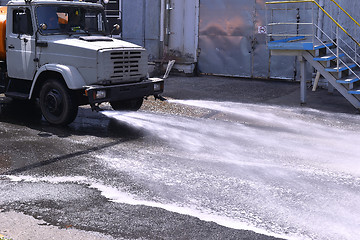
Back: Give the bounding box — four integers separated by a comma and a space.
1, 0, 164, 125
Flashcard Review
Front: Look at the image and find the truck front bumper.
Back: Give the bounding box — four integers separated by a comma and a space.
85, 77, 164, 109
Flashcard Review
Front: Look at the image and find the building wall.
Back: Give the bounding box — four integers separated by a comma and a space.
325, 0, 360, 44
195, 0, 360, 79
121, 0, 161, 61
198, 0, 299, 79
0, 0, 358, 79
166, 0, 199, 73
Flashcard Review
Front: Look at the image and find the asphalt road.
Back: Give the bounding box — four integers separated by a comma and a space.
0, 76, 359, 240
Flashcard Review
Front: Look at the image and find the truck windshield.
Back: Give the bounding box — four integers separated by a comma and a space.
36, 5, 108, 35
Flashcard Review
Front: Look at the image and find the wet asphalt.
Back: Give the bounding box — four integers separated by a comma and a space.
0, 75, 359, 239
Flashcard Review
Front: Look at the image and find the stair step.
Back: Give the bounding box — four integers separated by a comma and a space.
268, 36, 316, 50
271, 36, 306, 43
336, 74, 360, 84
314, 53, 345, 61
5, 92, 29, 99
314, 42, 333, 50
348, 88, 360, 94
325, 63, 357, 72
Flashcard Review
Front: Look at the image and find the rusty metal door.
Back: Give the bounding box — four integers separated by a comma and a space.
198, 0, 296, 79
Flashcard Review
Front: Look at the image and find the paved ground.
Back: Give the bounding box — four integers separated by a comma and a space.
164, 75, 357, 113
0, 75, 359, 240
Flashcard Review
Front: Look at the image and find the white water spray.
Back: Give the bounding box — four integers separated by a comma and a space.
100, 100, 360, 240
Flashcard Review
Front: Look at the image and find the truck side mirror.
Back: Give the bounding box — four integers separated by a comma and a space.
113, 24, 120, 31
110, 24, 120, 37
40, 23, 47, 31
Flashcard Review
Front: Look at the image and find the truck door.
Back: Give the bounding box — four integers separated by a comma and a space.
6, 7, 36, 80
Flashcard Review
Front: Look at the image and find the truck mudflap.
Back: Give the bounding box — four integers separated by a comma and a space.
85, 77, 164, 111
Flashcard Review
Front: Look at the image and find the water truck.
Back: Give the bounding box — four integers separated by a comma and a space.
0, 0, 164, 125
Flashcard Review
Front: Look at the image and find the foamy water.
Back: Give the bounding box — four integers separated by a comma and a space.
3, 174, 286, 238
99, 100, 360, 240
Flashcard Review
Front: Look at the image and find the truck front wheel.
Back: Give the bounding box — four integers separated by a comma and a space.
39, 80, 78, 125
110, 98, 143, 111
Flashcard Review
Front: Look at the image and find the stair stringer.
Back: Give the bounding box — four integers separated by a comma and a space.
302, 51, 360, 109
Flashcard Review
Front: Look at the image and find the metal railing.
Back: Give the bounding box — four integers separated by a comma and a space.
267, 0, 360, 46
266, 0, 360, 86
266, 1, 315, 42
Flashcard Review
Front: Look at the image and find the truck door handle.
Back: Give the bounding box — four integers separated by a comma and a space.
8, 45, 14, 49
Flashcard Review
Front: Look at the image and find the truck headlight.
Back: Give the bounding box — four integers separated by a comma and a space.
154, 82, 162, 92
95, 90, 106, 99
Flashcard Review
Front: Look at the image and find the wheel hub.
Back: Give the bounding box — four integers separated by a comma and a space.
45, 89, 63, 115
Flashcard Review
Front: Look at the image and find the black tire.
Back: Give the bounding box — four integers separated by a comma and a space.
110, 98, 143, 111
39, 80, 78, 125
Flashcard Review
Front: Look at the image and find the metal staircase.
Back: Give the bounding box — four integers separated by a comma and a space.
266, 0, 360, 110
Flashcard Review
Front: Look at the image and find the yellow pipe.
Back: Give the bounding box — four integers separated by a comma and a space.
266, 0, 313, 4
266, 0, 360, 47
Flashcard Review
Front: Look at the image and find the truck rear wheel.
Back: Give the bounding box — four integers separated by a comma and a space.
39, 80, 78, 125
110, 98, 143, 111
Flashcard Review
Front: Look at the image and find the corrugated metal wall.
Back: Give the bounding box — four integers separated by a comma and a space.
0, 0, 358, 80
121, 0, 161, 61
324, 1, 360, 53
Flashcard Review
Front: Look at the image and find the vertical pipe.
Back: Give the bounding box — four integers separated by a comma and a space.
317, 0, 324, 40
160, 0, 165, 42
251, 0, 256, 77
285, 2, 288, 39
355, 12, 358, 62
194, 0, 199, 63
142, 0, 146, 47
299, 56, 307, 104
160, 0, 166, 60
164, 0, 171, 46
270, 9, 274, 40
330, 1, 333, 40
311, 1, 314, 44
336, 24, 339, 70
336, 6, 339, 71
119, 0, 122, 19
119, 0, 122, 38
296, 8, 300, 39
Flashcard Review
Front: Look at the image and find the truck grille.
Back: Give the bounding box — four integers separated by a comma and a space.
111, 51, 142, 79
98, 48, 147, 84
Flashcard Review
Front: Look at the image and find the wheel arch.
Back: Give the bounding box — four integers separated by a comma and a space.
31, 71, 65, 99
30, 64, 87, 99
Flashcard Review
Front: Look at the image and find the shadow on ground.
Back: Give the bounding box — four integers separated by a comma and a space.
0, 97, 146, 139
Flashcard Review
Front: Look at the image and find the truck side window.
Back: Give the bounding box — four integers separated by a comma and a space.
13, 8, 33, 35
